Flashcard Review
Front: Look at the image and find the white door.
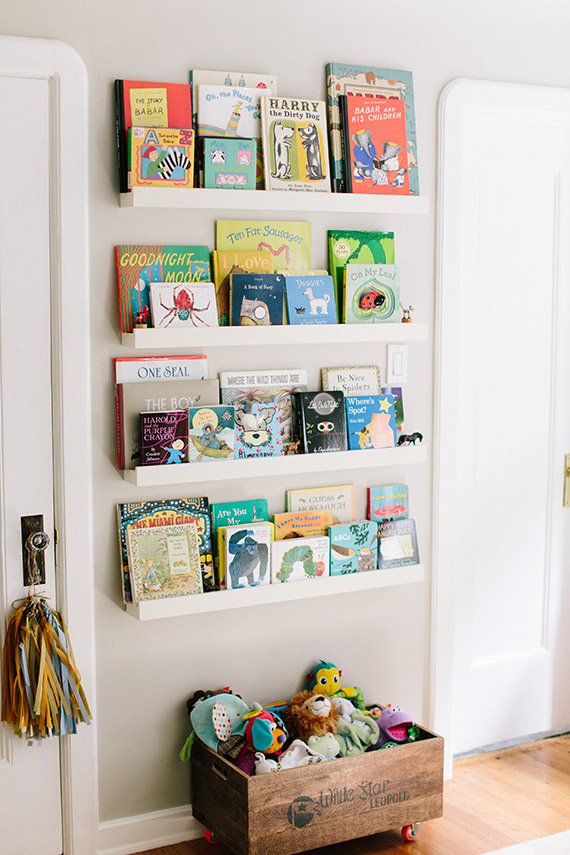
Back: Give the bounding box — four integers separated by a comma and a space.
433, 80, 570, 758
0, 37, 96, 854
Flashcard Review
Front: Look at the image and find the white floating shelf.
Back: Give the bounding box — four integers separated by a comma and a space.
125, 564, 425, 621
121, 322, 428, 349
120, 187, 429, 215
122, 444, 426, 487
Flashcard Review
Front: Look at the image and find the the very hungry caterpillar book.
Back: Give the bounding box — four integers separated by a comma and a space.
329, 521, 378, 575
271, 536, 330, 583
216, 220, 312, 270
212, 249, 274, 325
115, 244, 211, 332
345, 394, 397, 450
127, 522, 203, 602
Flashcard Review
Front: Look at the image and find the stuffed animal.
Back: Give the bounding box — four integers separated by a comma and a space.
306, 660, 366, 710
307, 732, 341, 759
367, 705, 418, 750
335, 709, 380, 756
254, 738, 330, 774
235, 703, 288, 775
180, 690, 250, 763
285, 690, 339, 743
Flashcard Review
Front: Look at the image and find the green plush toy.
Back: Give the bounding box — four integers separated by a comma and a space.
335, 709, 380, 756
306, 660, 366, 710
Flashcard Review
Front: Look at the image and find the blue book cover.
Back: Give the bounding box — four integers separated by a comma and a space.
345, 394, 397, 450
367, 484, 409, 523
203, 138, 257, 190
187, 405, 235, 461
381, 385, 404, 430
285, 274, 337, 324
234, 402, 284, 458
329, 521, 378, 575
229, 272, 285, 326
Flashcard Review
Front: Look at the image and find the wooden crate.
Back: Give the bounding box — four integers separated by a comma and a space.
191, 727, 443, 855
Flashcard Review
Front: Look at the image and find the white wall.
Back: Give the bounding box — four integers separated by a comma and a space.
3, 0, 570, 833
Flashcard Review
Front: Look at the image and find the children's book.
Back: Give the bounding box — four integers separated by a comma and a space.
327, 230, 395, 313
345, 394, 397, 450
285, 274, 337, 324
129, 127, 194, 187
197, 84, 261, 139
139, 410, 189, 466
343, 263, 400, 323
219, 368, 308, 447
115, 244, 211, 332
114, 355, 208, 384
187, 405, 235, 461
190, 70, 277, 119
224, 521, 273, 589
293, 391, 347, 454
127, 522, 203, 601
212, 249, 274, 326
203, 138, 257, 190
329, 521, 378, 575
210, 499, 269, 589
117, 497, 215, 602
367, 484, 409, 523
286, 484, 356, 524
340, 94, 409, 195
234, 402, 283, 458
229, 273, 285, 326
377, 518, 420, 569
381, 386, 404, 430
115, 79, 193, 193
325, 63, 419, 195
321, 365, 381, 396
259, 96, 331, 193
273, 510, 333, 540
149, 281, 218, 329
271, 536, 330, 583
216, 220, 312, 271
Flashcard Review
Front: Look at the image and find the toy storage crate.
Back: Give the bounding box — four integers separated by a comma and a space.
191, 726, 444, 855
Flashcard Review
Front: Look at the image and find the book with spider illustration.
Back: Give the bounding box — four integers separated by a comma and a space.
187, 405, 235, 462
115, 244, 211, 332
216, 220, 312, 271
327, 230, 394, 314
329, 520, 378, 575
149, 281, 218, 329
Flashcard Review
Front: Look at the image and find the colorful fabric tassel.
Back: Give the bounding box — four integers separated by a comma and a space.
1, 595, 91, 741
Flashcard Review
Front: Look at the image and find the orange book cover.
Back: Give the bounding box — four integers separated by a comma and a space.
273, 510, 333, 540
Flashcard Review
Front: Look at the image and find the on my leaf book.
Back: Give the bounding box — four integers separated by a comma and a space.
129, 127, 194, 187
127, 522, 203, 602
285, 274, 337, 324
212, 249, 274, 325
216, 220, 311, 270
343, 263, 400, 323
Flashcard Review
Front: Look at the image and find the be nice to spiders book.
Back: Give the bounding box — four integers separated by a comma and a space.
149, 281, 218, 329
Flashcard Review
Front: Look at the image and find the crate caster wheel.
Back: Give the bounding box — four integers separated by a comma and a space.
204, 828, 220, 844
402, 822, 421, 841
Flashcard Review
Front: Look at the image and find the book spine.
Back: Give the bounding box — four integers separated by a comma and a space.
114, 80, 128, 194
115, 383, 125, 470
339, 95, 352, 195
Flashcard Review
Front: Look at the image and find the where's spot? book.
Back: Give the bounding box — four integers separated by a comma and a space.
129, 127, 194, 187
139, 411, 189, 465
127, 523, 203, 602
377, 518, 420, 569
345, 394, 397, 450
294, 391, 348, 454
234, 402, 283, 458
367, 484, 409, 523
271, 536, 330, 583
285, 274, 337, 324
229, 272, 285, 326
149, 281, 218, 329
329, 521, 378, 575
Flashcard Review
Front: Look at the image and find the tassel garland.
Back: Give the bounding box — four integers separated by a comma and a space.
1, 595, 91, 742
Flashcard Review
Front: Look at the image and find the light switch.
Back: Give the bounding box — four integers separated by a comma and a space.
387, 344, 408, 384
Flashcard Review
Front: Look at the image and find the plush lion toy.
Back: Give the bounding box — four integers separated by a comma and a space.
285, 690, 339, 743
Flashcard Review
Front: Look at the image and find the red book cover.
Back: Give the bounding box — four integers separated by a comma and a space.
341, 94, 410, 196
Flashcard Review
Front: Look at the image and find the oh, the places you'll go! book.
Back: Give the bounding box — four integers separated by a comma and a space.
127, 522, 203, 602
216, 220, 312, 271
343, 263, 400, 323
377, 518, 420, 569
229, 273, 285, 326
260, 96, 331, 192
345, 394, 397, 450
285, 274, 337, 324
367, 484, 409, 523
149, 281, 218, 329
129, 127, 194, 188
187, 405, 235, 462
197, 84, 262, 139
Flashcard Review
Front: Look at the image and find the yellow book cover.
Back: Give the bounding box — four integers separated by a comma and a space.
273, 510, 333, 540
212, 249, 274, 326
129, 127, 194, 188
216, 220, 312, 270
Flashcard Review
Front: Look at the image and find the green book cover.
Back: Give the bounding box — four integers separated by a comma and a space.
216, 220, 312, 270
343, 263, 400, 323
328, 230, 395, 313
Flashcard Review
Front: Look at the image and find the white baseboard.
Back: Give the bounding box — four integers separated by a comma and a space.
97, 805, 204, 855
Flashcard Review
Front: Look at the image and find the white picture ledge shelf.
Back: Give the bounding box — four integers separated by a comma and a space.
122, 444, 426, 487
120, 187, 430, 215
121, 322, 428, 349
125, 564, 424, 620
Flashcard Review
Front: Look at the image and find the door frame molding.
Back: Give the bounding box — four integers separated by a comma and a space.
0, 36, 97, 852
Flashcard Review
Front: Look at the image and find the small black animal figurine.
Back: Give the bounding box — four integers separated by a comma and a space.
397, 431, 423, 446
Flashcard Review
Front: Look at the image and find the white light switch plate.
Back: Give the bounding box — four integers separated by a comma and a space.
387, 344, 408, 384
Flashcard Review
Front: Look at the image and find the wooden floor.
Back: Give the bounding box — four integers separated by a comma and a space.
135, 735, 570, 855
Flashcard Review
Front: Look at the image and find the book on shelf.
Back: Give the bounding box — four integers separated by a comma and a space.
127, 522, 203, 602
284, 274, 337, 324
293, 390, 348, 454
325, 63, 419, 195
115, 244, 211, 332
197, 83, 262, 140
286, 483, 356, 524
129, 127, 195, 188
367, 484, 409, 523
219, 368, 308, 447
377, 518, 420, 569
329, 520, 378, 575
203, 138, 257, 190
229, 272, 285, 326
115, 378, 219, 470
117, 497, 216, 603
271, 535, 330, 583
139, 411, 190, 466
212, 249, 275, 326
115, 79, 193, 193
216, 220, 312, 271
327, 230, 395, 314
321, 365, 381, 395
343, 263, 400, 323
234, 402, 284, 458
190, 69, 277, 125
273, 510, 333, 540
149, 281, 219, 329
187, 404, 235, 461
223, 521, 274, 589
210, 498, 269, 588
381, 385, 404, 430
345, 394, 397, 450
259, 96, 331, 193
340, 93, 409, 195
114, 355, 209, 384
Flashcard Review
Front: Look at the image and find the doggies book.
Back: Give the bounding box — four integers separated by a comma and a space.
260, 96, 331, 193
294, 391, 347, 454
377, 518, 420, 569
229, 273, 285, 326
285, 274, 337, 324
345, 394, 397, 450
